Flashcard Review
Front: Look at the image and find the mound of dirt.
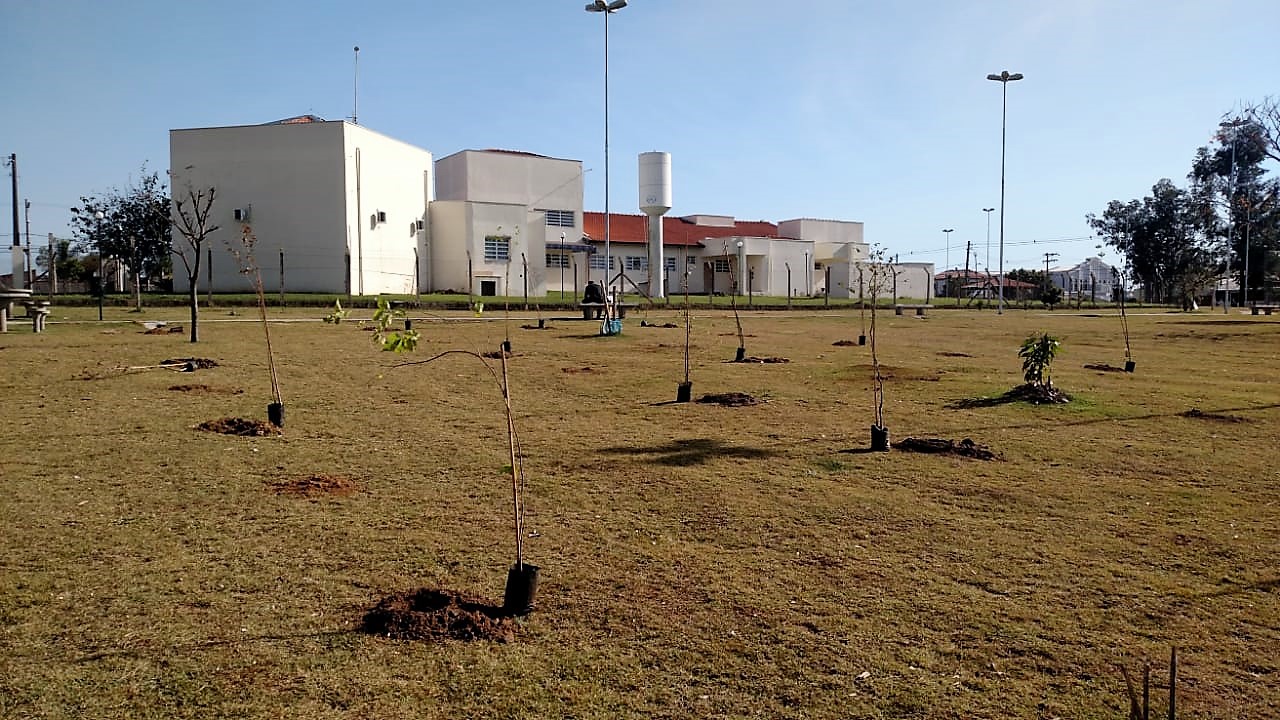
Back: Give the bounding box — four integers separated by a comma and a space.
481, 350, 514, 359
269, 474, 362, 497
717, 332, 757, 338
937, 351, 973, 358
520, 324, 554, 330
733, 356, 790, 364
1084, 363, 1127, 372
143, 326, 184, 335
561, 366, 601, 374
639, 321, 678, 328
1180, 408, 1249, 423
1004, 383, 1071, 404
163, 357, 219, 371
832, 340, 858, 347
696, 392, 760, 406
896, 437, 998, 460
168, 384, 244, 395
362, 588, 516, 642
196, 417, 280, 436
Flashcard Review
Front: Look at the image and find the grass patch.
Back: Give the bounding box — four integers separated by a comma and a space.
2, 306, 1278, 718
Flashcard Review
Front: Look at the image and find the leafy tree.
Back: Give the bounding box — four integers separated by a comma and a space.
69, 168, 172, 310
1006, 268, 1048, 301
35, 238, 91, 286
1087, 179, 1216, 307
1040, 284, 1062, 309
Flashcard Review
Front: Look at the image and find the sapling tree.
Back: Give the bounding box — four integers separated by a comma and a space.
171, 182, 218, 342
865, 246, 894, 450
371, 309, 537, 614
1019, 332, 1061, 389
724, 240, 747, 361
227, 225, 284, 426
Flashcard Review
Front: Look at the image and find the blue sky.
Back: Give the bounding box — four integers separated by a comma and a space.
3, 0, 1278, 274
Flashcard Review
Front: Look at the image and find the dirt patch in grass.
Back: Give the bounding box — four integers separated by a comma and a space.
896, 437, 999, 460
520, 324, 554, 330
850, 363, 940, 382
696, 392, 761, 406
196, 417, 280, 436
1084, 363, 1128, 372
268, 474, 362, 497
481, 350, 514, 359
937, 351, 973, 357
168, 384, 244, 395
731, 356, 790, 364
361, 588, 516, 642
562, 366, 602, 374
162, 357, 219, 370
143, 326, 184, 335
718, 332, 757, 338
1180, 408, 1250, 423
832, 339, 862, 346
639, 321, 679, 328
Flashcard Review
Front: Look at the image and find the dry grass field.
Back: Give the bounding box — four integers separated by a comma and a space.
2, 302, 1278, 719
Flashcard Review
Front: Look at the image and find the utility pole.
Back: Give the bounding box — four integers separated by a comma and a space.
1043, 252, 1059, 300
7, 154, 20, 288
961, 241, 971, 306
25, 198, 33, 287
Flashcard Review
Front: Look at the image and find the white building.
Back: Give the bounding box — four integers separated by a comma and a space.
171, 116, 432, 295
169, 117, 921, 301
1048, 257, 1117, 302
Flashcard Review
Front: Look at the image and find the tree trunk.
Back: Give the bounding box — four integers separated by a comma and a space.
189, 284, 200, 343
133, 270, 143, 312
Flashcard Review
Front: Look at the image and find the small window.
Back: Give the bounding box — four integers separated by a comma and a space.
624, 256, 648, 271
545, 253, 570, 269
713, 259, 731, 273
542, 209, 576, 228
665, 257, 677, 271
484, 235, 510, 262
687, 256, 698, 266
589, 254, 614, 270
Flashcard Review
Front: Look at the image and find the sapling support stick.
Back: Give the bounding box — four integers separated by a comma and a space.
500, 347, 524, 569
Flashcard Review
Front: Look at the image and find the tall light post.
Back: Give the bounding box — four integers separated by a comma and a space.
94, 211, 105, 321
987, 69, 1023, 314
586, 0, 628, 298
1220, 118, 1247, 313
982, 207, 994, 273
942, 228, 954, 300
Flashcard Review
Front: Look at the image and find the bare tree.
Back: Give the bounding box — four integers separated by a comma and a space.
171, 183, 218, 343
1242, 96, 1280, 164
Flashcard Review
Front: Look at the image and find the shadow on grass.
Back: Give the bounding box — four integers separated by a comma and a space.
599, 437, 777, 466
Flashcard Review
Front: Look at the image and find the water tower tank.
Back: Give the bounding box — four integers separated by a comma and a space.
638, 152, 672, 215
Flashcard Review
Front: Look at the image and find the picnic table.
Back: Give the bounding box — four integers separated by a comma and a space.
0, 289, 46, 333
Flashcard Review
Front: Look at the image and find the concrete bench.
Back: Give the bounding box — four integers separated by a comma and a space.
23, 301, 51, 333
580, 302, 635, 320
1250, 305, 1278, 316
894, 304, 933, 316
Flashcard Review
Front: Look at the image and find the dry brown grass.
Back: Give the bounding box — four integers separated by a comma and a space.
1, 304, 1278, 719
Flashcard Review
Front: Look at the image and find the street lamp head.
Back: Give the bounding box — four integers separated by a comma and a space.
94, 211, 104, 220
943, 228, 954, 233
987, 71, 1024, 83
586, 0, 626, 11
983, 207, 995, 213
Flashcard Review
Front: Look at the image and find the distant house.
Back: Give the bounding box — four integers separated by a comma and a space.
1047, 257, 1117, 302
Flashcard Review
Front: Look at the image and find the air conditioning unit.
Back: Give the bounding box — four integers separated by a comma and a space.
415, 219, 425, 231
376, 210, 387, 224
233, 207, 251, 222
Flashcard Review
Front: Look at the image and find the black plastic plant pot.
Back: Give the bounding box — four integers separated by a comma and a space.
538, 318, 545, 329
267, 402, 285, 428
735, 347, 746, 362
676, 381, 693, 403
870, 424, 890, 452
404, 318, 413, 331
1124, 360, 1136, 373
503, 563, 540, 616
502, 339, 512, 353
858, 335, 867, 346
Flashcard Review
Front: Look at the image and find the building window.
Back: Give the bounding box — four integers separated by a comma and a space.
687, 255, 698, 266
542, 209, 575, 228
624, 256, 648, 271
545, 252, 570, 269
589, 254, 614, 270
713, 259, 731, 273
484, 235, 510, 262
665, 257, 678, 271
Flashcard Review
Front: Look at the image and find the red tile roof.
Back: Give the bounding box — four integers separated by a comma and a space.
583, 212, 780, 247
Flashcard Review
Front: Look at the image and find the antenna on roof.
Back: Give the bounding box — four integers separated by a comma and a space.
351, 46, 360, 125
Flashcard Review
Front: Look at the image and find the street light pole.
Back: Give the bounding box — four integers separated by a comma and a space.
982, 207, 994, 273
1220, 118, 1247, 314
942, 228, 954, 300
94, 211, 105, 321
987, 69, 1023, 315
586, 0, 628, 300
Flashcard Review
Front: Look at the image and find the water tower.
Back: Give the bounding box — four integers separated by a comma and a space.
638, 151, 672, 298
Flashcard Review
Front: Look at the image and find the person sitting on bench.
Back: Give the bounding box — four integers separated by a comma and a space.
582, 280, 606, 318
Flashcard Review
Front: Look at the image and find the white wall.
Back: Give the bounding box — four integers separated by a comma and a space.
171, 120, 432, 296
171, 122, 348, 293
